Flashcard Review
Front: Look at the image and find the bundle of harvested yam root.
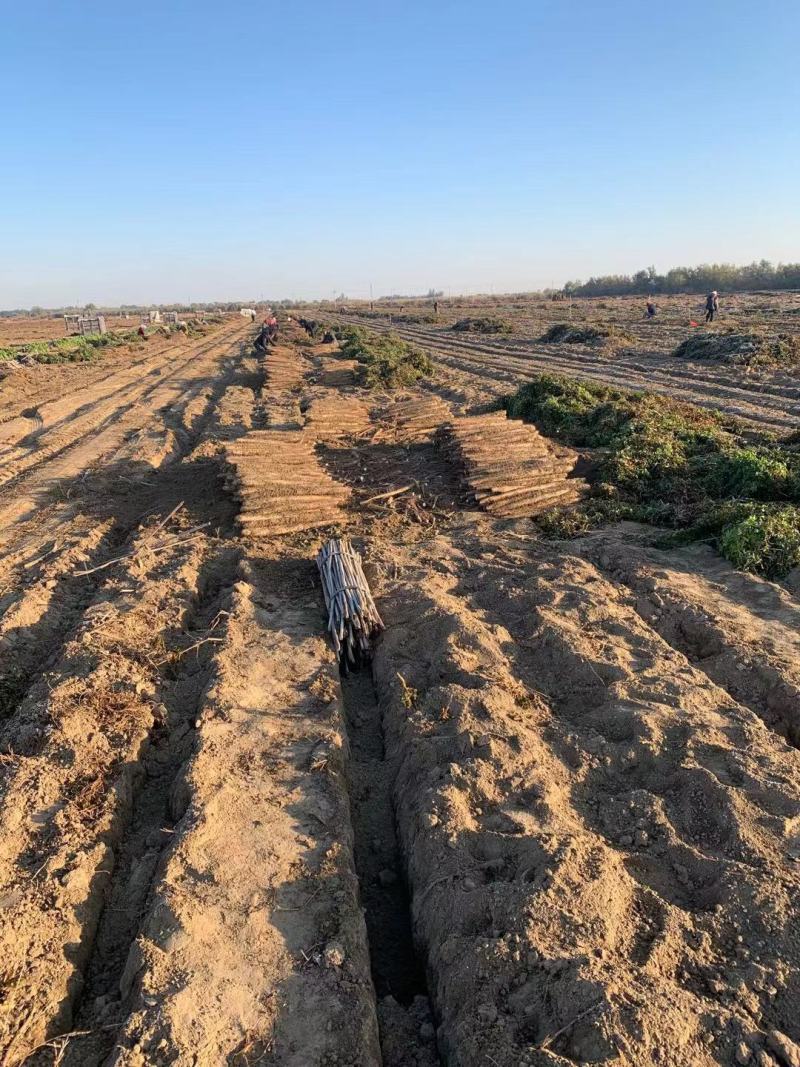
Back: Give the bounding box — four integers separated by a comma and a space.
316, 537, 384, 668
439, 412, 587, 518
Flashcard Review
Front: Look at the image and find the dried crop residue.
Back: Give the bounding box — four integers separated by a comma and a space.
368, 528, 800, 1066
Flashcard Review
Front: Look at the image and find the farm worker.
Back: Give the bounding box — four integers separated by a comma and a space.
433, 300, 439, 316
705, 291, 719, 323
646, 299, 656, 319
250, 310, 256, 323
254, 321, 270, 351
137, 324, 146, 338
267, 315, 278, 342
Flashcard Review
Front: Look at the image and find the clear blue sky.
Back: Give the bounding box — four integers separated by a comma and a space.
2, 0, 798, 307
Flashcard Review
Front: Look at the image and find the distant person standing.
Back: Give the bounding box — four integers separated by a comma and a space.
705, 291, 719, 323
433, 300, 439, 317
646, 299, 656, 319
250, 310, 256, 323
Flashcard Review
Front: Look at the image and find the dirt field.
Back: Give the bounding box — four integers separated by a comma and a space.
327, 293, 800, 434
0, 316, 150, 347
1, 312, 799, 1067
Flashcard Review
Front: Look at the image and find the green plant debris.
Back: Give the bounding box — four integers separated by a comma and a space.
505, 373, 800, 577
540, 323, 633, 347
334, 325, 434, 388
451, 316, 512, 334
672, 329, 800, 368
0, 330, 145, 364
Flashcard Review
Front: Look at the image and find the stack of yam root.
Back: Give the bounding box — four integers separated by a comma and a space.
440, 412, 587, 518
384, 395, 452, 443
224, 430, 350, 537
303, 396, 372, 441
260, 345, 307, 391
316, 358, 360, 389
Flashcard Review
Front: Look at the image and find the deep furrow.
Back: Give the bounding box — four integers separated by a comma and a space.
339, 668, 441, 1065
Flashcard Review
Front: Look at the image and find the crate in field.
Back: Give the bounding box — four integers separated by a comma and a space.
141, 310, 161, 325
78, 315, 107, 336
64, 314, 81, 335
163, 311, 179, 325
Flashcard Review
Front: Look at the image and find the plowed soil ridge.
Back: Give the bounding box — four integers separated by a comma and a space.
581, 534, 800, 747
104, 557, 381, 1067
371, 535, 800, 1065
0, 529, 219, 1065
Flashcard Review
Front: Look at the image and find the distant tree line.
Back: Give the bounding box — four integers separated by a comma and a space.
0, 299, 299, 318
564, 261, 800, 297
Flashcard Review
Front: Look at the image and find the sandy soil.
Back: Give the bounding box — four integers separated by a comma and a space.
0, 317, 799, 1067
